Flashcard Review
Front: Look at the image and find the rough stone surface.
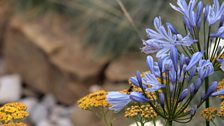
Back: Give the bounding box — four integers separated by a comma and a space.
106, 53, 147, 82
3, 15, 110, 104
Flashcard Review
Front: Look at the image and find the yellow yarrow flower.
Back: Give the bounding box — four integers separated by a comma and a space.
0, 112, 13, 123
217, 79, 224, 99
218, 101, 224, 119
125, 104, 157, 120
11, 111, 29, 120
4, 103, 27, 111
0, 122, 28, 126
201, 107, 217, 121
0, 102, 28, 124
78, 90, 110, 110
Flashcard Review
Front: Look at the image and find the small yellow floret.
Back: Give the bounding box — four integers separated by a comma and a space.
217, 79, 224, 99
218, 101, 224, 118
0, 122, 28, 126
0, 102, 29, 124
78, 90, 110, 110
4, 103, 27, 111
201, 107, 217, 121
125, 104, 157, 120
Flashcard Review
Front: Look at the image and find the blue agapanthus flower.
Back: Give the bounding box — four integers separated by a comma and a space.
141, 17, 196, 58
107, 46, 224, 122
107, 90, 149, 112
211, 26, 224, 38
170, 0, 202, 28
106, 92, 131, 112
205, 0, 224, 25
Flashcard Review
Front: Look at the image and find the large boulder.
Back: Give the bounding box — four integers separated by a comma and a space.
3, 14, 110, 104
106, 53, 147, 82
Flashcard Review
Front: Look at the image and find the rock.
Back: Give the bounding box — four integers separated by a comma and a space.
56, 118, 73, 126
37, 119, 54, 126
0, 1, 12, 53
106, 53, 147, 82
30, 103, 48, 124
42, 94, 56, 108
89, 85, 102, 92
20, 97, 38, 113
22, 88, 39, 98
0, 74, 22, 103
51, 105, 70, 117
72, 106, 104, 126
3, 15, 111, 104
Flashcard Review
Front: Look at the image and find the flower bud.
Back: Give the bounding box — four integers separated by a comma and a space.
159, 92, 165, 108
178, 89, 189, 102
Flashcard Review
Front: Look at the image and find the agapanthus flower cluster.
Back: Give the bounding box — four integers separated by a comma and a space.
107, 47, 224, 124
142, 0, 224, 71
78, 0, 224, 125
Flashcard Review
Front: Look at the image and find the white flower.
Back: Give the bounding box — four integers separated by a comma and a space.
129, 120, 164, 126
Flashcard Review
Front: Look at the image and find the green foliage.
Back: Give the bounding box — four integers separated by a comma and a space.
12, 0, 175, 57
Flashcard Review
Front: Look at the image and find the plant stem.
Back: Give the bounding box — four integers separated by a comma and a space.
205, 77, 210, 126
116, 0, 142, 39
168, 120, 172, 126
153, 120, 156, 126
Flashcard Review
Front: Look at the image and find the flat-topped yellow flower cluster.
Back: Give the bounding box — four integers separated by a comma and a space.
0, 122, 27, 126
78, 90, 110, 110
0, 102, 28, 125
125, 104, 157, 120
201, 107, 218, 121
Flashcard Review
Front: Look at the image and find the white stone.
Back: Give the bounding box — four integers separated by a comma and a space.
51, 105, 70, 117
56, 118, 73, 126
89, 85, 101, 92
0, 74, 22, 103
20, 97, 38, 113
30, 103, 48, 124
129, 120, 164, 126
42, 94, 56, 108
37, 119, 54, 126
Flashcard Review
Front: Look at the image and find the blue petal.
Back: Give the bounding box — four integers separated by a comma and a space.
130, 92, 149, 103
170, 46, 178, 71
189, 83, 195, 97
188, 66, 197, 81
211, 89, 224, 97
166, 22, 178, 34
178, 89, 189, 102
144, 73, 160, 85
107, 92, 131, 112
159, 92, 165, 108
197, 60, 214, 79
186, 52, 203, 71
195, 78, 202, 92
203, 81, 218, 100
146, 56, 154, 74
210, 26, 224, 39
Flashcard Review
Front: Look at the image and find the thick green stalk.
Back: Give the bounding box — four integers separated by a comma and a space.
153, 120, 156, 126
168, 120, 172, 126
205, 77, 210, 126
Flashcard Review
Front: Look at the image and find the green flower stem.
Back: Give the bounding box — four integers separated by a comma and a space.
101, 108, 112, 126
211, 120, 217, 126
168, 120, 172, 126
206, 27, 211, 59
153, 120, 156, 126
205, 77, 210, 126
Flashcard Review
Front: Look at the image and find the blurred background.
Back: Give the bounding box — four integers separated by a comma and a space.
0, 0, 221, 126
